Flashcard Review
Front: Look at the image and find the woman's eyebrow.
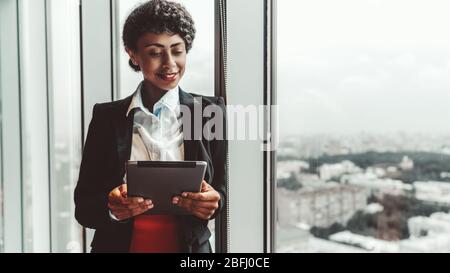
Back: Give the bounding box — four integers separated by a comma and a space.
144, 43, 164, 48
170, 42, 183, 48
144, 42, 183, 48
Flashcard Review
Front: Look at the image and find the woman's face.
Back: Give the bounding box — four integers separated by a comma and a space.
128, 32, 187, 91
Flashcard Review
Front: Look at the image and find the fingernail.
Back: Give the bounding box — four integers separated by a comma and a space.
182, 192, 187, 197
138, 198, 144, 203
148, 204, 154, 209
172, 197, 179, 204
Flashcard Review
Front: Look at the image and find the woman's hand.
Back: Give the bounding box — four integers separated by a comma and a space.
172, 180, 221, 220
108, 184, 153, 221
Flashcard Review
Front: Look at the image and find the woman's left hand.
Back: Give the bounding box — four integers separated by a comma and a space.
172, 180, 220, 220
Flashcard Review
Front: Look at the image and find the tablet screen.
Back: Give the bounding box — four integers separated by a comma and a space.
126, 161, 207, 215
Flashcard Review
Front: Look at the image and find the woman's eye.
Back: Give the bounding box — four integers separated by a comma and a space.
149, 52, 162, 57
173, 51, 184, 56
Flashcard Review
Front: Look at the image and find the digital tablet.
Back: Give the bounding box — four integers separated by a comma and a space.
126, 160, 207, 215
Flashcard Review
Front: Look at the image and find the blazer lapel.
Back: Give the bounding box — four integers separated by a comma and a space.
179, 88, 200, 161
113, 95, 134, 177
178, 89, 207, 249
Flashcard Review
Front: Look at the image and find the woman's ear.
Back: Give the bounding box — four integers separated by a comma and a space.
126, 47, 139, 66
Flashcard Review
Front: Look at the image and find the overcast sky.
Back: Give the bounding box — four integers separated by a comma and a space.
278, 0, 450, 137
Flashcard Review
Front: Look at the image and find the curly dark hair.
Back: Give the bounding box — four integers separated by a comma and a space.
122, 0, 196, 72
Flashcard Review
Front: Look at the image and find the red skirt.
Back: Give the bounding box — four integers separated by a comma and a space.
129, 214, 183, 253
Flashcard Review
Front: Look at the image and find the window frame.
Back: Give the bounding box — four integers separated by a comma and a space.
264, 0, 276, 253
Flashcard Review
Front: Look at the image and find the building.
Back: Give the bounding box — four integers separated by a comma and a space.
277, 160, 310, 180
326, 211, 450, 253
319, 160, 362, 181
401, 212, 450, 252
341, 173, 413, 197
399, 156, 414, 170
329, 231, 399, 252
413, 181, 450, 206
277, 184, 367, 228
408, 213, 450, 237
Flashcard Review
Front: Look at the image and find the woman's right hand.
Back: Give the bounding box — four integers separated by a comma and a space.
108, 184, 153, 221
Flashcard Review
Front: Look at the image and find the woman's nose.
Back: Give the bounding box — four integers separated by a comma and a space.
162, 53, 176, 68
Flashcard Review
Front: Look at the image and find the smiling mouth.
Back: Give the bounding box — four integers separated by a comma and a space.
157, 72, 179, 82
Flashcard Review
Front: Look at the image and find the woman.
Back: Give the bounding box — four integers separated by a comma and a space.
74, 0, 227, 253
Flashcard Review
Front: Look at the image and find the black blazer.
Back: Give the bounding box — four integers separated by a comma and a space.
74, 88, 227, 253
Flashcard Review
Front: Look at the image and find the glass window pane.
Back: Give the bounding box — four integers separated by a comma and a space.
0, 0, 22, 252
19, 0, 51, 252
277, 0, 450, 253
176, 0, 214, 96
47, 0, 83, 253
115, 0, 142, 99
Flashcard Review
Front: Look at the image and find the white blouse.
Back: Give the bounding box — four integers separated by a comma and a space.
126, 82, 184, 162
